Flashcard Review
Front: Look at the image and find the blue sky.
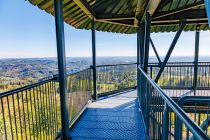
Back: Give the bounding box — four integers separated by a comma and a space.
0, 0, 210, 58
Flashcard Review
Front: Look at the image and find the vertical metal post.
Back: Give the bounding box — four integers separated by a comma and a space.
140, 24, 145, 67
54, 0, 69, 139
143, 12, 151, 73
193, 28, 200, 94
92, 19, 97, 100
143, 12, 151, 137
162, 103, 169, 140
139, 23, 145, 112
137, 27, 141, 99
155, 21, 186, 83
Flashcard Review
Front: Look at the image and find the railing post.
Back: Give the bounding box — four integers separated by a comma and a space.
162, 103, 169, 140
92, 19, 97, 100
138, 23, 145, 108
137, 27, 141, 100
143, 12, 151, 136
54, 0, 69, 139
143, 12, 151, 73
193, 28, 200, 94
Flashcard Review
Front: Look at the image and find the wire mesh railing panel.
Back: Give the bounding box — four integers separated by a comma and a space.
96, 64, 137, 94
67, 68, 92, 122
139, 66, 209, 140
0, 79, 61, 140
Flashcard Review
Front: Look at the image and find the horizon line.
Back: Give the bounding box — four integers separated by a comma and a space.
1, 55, 210, 59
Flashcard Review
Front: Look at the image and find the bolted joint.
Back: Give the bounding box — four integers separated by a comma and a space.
53, 74, 59, 82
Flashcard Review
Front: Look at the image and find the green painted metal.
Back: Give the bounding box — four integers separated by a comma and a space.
193, 30, 200, 92
162, 103, 169, 140
92, 20, 97, 100
137, 27, 141, 101
143, 13, 151, 73
28, 0, 209, 34
54, 0, 69, 139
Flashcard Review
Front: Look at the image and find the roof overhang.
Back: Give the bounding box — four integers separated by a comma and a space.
28, 0, 209, 34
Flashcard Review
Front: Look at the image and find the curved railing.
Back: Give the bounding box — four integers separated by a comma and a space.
1, 62, 210, 139
138, 66, 209, 140
0, 77, 61, 140
96, 63, 137, 95
177, 96, 210, 139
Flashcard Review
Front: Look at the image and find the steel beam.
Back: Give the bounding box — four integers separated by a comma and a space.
92, 20, 97, 100
137, 27, 140, 100
54, 0, 69, 139
152, 0, 171, 18
153, 9, 207, 22
143, 13, 151, 73
193, 29, 200, 93
153, 1, 205, 20
150, 38, 161, 65
139, 23, 145, 110
143, 12, 151, 136
155, 21, 186, 83
140, 24, 145, 67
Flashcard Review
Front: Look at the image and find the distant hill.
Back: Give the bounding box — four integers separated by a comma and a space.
1, 56, 210, 93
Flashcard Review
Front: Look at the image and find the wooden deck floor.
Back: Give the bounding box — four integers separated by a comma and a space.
69, 90, 146, 140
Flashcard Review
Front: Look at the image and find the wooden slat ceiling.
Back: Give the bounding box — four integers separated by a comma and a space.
28, 0, 209, 34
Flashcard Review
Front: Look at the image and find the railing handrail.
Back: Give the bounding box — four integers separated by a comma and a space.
96, 63, 137, 67
138, 66, 209, 140
178, 96, 210, 104
0, 77, 55, 98
95, 61, 210, 68
67, 68, 91, 76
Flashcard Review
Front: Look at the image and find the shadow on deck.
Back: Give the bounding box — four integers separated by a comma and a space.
69, 90, 146, 140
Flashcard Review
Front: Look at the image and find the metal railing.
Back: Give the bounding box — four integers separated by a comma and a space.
1, 62, 210, 139
176, 96, 210, 139
66, 68, 92, 125
149, 62, 210, 97
0, 78, 61, 140
96, 63, 137, 95
138, 66, 209, 140
0, 68, 92, 140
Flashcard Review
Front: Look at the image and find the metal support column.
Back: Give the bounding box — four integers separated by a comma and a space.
193, 28, 200, 93
143, 12, 151, 136
54, 0, 69, 139
137, 27, 141, 99
140, 24, 145, 67
162, 104, 169, 140
143, 13, 151, 73
139, 23, 145, 111
92, 20, 97, 100
155, 21, 186, 83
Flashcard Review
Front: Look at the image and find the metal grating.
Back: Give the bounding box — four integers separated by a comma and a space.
69, 90, 146, 140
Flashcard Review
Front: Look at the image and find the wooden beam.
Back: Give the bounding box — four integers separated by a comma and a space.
153, 1, 205, 20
